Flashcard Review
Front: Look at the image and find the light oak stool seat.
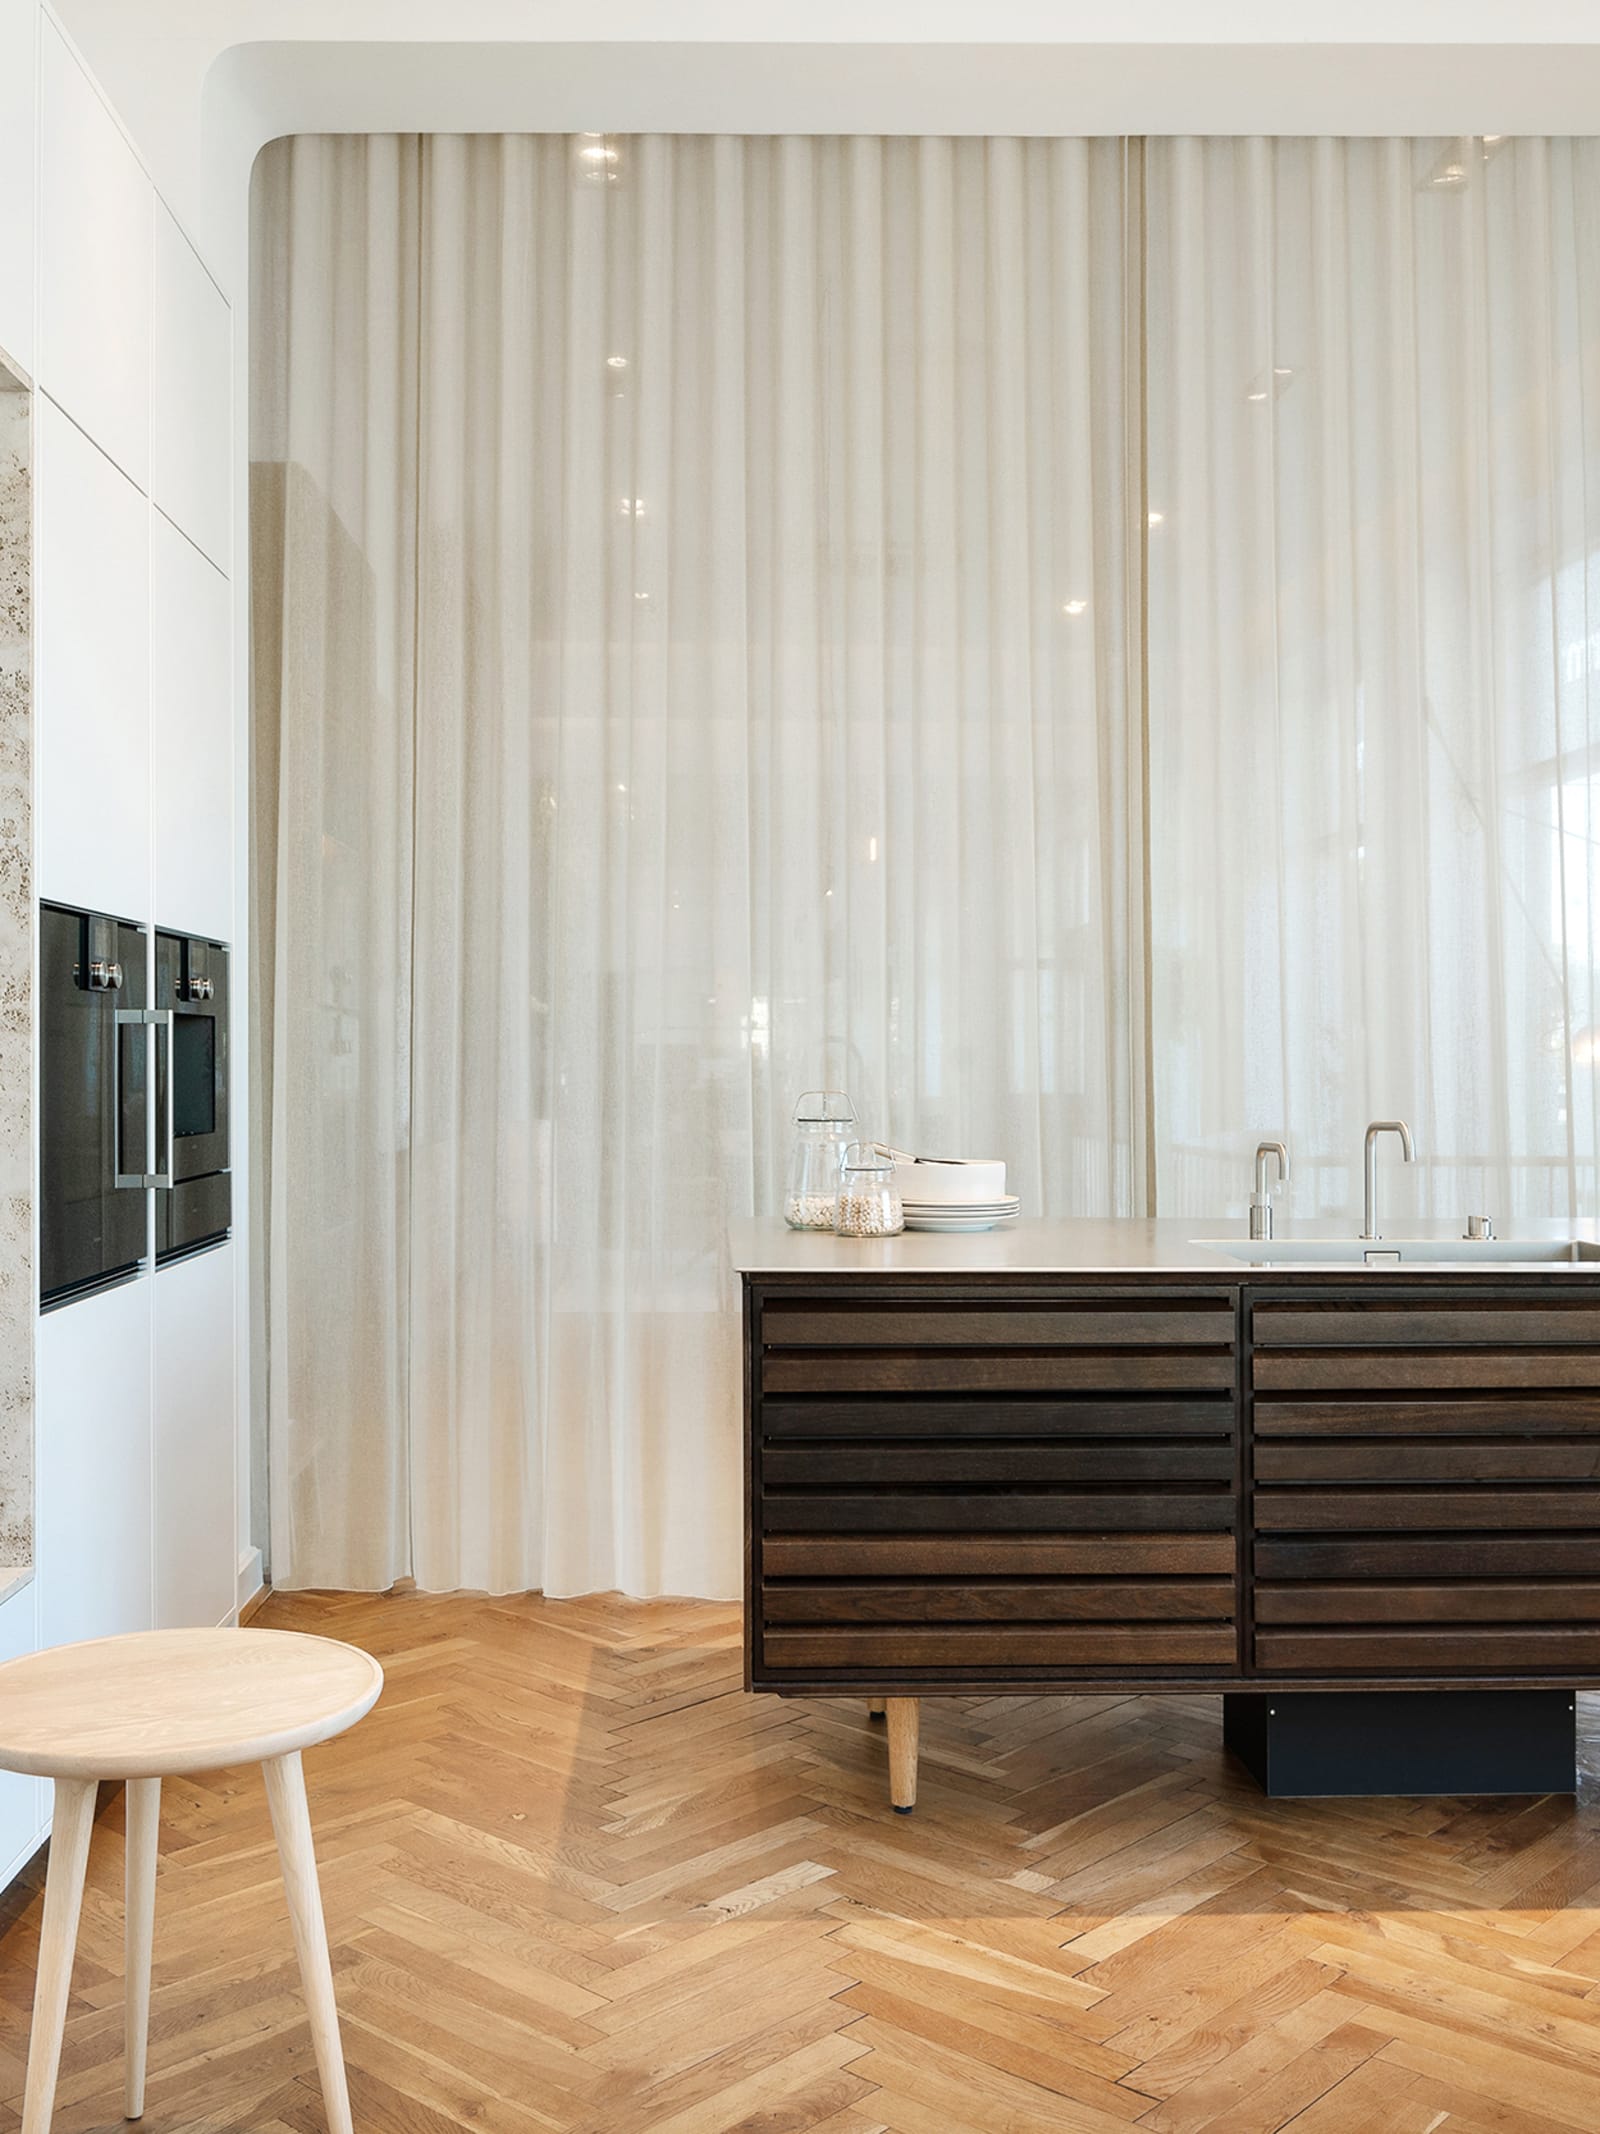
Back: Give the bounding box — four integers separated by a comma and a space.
0, 1627, 383, 2133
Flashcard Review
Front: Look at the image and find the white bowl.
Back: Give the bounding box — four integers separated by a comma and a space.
891, 1158, 1007, 1206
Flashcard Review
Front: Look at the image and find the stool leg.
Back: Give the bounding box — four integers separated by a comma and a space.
886, 1697, 920, 1814
124, 1777, 161, 2119
22, 1776, 98, 2134
262, 1752, 353, 2134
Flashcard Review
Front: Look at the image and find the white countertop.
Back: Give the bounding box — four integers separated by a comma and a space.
728, 1215, 1600, 1275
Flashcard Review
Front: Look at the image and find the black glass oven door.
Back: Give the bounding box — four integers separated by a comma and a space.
154, 932, 229, 1183
40, 903, 149, 1305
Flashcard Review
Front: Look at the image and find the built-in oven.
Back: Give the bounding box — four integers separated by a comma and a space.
40, 902, 151, 1306
154, 929, 231, 1264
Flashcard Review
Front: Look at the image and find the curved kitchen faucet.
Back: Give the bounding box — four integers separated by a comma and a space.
1249, 1141, 1290, 1240
1361, 1119, 1416, 1241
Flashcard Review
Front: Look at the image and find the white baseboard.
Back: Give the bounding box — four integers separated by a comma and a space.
235, 1546, 264, 1623
0, 1824, 47, 1898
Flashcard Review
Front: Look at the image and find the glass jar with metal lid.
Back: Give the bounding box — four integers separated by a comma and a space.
784, 1091, 856, 1229
834, 1141, 905, 1238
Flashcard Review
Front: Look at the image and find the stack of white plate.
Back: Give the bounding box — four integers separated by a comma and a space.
892, 1156, 1020, 1233
902, 1197, 1021, 1233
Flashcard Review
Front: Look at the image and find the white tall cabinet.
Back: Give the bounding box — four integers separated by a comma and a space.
153, 1246, 237, 1631
35, 1282, 153, 1651
152, 508, 232, 936
0, 0, 36, 377
152, 203, 231, 574
36, 17, 150, 488
0, 8, 245, 1889
0, 1583, 44, 1889
34, 395, 151, 916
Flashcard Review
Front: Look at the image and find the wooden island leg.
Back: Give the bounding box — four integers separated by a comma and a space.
867, 1698, 885, 1720
21, 1775, 98, 2134
886, 1697, 920, 1814
124, 1775, 161, 2119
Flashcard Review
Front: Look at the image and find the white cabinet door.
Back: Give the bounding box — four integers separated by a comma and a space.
152, 511, 231, 939
38, 21, 150, 490
36, 1277, 153, 1652
0, 1579, 45, 1887
151, 204, 231, 573
35, 396, 151, 920
0, 0, 36, 380
153, 1243, 236, 1630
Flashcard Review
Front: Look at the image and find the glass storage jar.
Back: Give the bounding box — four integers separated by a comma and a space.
834, 1142, 904, 1238
785, 1091, 856, 1229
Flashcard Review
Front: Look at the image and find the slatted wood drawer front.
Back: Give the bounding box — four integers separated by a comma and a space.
761, 1397, 1228, 1439
755, 1289, 1240, 1681
764, 1580, 1237, 1622
762, 1626, 1237, 1671
761, 1296, 1236, 1396
1252, 1290, 1600, 1677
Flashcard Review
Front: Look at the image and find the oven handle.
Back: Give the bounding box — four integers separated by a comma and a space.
113, 1008, 175, 1190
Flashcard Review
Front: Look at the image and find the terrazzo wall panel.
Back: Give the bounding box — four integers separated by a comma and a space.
0, 367, 31, 1571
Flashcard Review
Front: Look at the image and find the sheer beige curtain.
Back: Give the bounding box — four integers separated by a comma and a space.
1146, 137, 1600, 1223
251, 133, 1136, 1596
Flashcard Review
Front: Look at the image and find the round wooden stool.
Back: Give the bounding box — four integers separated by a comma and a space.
0, 1627, 383, 2133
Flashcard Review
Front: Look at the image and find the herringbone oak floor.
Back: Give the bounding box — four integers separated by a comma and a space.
1, 1591, 1599, 2131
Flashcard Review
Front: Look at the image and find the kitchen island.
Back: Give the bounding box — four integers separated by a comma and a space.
733, 1217, 1600, 1808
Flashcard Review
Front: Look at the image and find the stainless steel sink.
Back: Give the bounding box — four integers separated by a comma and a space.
1193, 1235, 1600, 1266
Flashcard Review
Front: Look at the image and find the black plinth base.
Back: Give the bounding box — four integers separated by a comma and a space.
1223, 1690, 1577, 1798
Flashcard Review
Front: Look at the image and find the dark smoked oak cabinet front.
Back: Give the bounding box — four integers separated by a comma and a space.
743, 1273, 1600, 1696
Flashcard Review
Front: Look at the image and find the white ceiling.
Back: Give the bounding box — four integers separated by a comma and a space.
50, 0, 1600, 290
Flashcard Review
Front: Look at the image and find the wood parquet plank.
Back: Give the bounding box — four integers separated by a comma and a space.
1, 1588, 1599, 2129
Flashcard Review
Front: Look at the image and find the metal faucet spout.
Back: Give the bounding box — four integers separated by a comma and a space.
1361, 1119, 1416, 1242
1249, 1141, 1290, 1241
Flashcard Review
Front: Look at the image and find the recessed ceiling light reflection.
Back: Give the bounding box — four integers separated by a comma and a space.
576, 134, 623, 185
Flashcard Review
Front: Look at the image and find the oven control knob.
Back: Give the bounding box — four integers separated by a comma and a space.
88, 959, 123, 991
188, 975, 214, 1001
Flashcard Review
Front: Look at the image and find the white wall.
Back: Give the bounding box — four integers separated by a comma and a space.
0, 3, 246, 1888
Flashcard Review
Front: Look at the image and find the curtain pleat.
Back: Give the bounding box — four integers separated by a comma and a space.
251, 132, 1135, 1596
